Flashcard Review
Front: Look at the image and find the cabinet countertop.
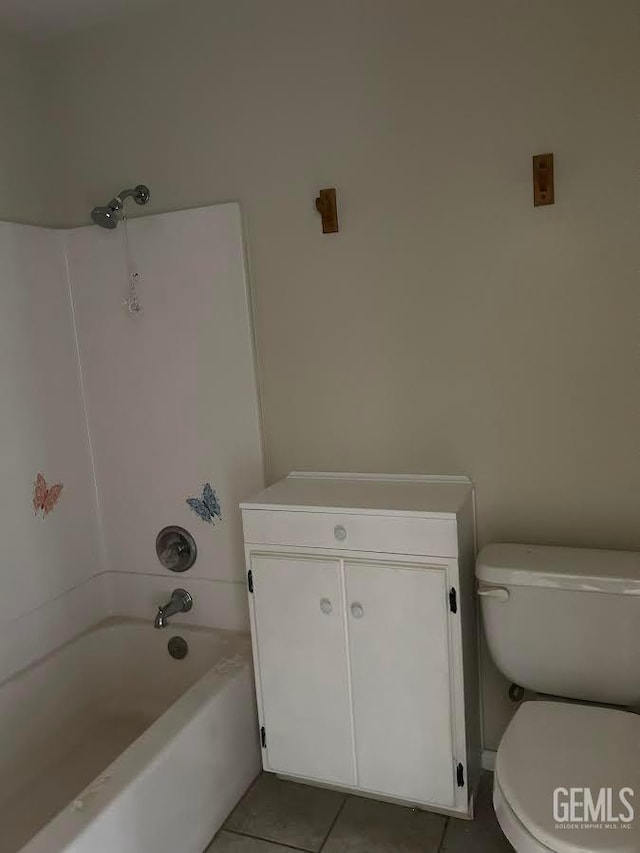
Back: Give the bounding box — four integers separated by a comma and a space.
240, 472, 473, 519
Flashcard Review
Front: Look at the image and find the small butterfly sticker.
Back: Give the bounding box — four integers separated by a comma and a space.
33, 472, 63, 517
186, 482, 222, 525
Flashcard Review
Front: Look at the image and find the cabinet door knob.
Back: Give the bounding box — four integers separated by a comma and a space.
350, 602, 364, 619
334, 524, 347, 542
320, 598, 333, 615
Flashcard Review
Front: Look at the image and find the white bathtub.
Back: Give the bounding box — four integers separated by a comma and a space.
0, 618, 260, 853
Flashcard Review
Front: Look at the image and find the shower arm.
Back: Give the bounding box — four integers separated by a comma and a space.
109, 185, 151, 212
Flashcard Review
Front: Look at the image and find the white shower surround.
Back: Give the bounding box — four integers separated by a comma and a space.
0, 203, 264, 679
0, 205, 265, 849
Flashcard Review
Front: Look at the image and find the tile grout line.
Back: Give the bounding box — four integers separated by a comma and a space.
318, 796, 348, 852
223, 827, 314, 852
436, 815, 450, 853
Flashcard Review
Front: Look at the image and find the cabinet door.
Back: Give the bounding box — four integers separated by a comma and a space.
250, 554, 355, 785
345, 561, 455, 805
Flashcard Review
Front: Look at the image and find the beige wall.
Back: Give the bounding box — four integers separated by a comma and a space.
24, 0, 640, 747
0, 26, 48, 223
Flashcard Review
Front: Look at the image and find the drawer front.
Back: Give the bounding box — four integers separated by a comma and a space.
242, 509, 458, 557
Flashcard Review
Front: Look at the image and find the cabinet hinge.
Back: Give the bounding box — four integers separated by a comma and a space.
248, 570, 254, 593
260, 726, 266, 748
456, 762, 465, 787
449, 587, 457, 614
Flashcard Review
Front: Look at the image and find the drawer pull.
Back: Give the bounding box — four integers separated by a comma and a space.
350, 602, 364, 619
320, 598, 333, 615
334, 524, 347, 542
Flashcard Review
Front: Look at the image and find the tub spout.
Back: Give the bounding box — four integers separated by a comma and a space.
154, 588, 193, 629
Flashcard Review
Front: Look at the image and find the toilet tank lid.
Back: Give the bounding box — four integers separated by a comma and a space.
476, 543, 640, 593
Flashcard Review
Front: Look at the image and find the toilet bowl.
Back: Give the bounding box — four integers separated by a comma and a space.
476, 543, 640, 853
493, 700, 640, 852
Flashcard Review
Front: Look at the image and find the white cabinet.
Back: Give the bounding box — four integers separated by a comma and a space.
241, 473, 479, 818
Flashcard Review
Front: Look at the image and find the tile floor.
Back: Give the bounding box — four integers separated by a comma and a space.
207, 772, 513, 852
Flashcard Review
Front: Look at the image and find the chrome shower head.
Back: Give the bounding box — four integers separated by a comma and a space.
90, 185, 151, 229
91, 204, 120, 229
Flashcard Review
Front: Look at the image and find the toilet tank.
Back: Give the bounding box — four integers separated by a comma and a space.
476, 544, 640, 706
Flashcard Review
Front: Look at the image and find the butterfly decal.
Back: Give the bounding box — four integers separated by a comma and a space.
33, 472, 64, 517
186, 482, 222, 525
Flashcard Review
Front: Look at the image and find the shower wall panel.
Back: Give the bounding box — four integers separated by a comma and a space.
65, 204, 264, 596
0, 222, 102, 632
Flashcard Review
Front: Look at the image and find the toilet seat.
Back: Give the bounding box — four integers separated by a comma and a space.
494, 701, 640, 853
494, 774, 556, 853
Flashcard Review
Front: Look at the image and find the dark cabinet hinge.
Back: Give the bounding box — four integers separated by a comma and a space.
248, 570, 254, 593
449, 587, 457, 614
456, 762, 464, 787
260, 726, 266, 748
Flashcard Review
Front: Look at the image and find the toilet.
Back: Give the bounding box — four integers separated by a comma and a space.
476, 543, 640, 853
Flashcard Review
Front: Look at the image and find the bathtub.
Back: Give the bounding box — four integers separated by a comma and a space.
0, 618, 260, 853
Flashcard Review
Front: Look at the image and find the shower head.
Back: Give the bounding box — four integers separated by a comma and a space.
91, 184, 151, 229
91, 204, 119, 229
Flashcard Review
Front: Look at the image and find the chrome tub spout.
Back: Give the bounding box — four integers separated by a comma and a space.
154, 588, 193, 629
